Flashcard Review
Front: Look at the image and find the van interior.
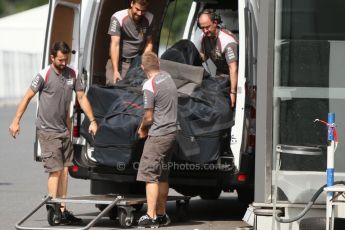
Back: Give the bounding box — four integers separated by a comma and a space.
90, 0, 168, 85
47, 0, 240, 86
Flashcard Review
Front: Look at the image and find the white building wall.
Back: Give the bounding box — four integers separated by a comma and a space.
0, 5, 48, 101
0, 51, 42, 99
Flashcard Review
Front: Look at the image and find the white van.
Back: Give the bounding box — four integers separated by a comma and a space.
36, 0, 258, 212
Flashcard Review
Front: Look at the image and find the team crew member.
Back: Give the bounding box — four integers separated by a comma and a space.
106, 0, 154, 85
9, 41, 98, 225
197, 9, 239, 108
136, 51, 178, 228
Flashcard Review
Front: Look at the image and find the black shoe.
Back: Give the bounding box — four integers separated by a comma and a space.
138, 214, 159, 228
61, 210, 82, 225
157, 214, 171, 226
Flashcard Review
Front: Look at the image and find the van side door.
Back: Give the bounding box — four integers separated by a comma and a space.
34, 0, 81, 161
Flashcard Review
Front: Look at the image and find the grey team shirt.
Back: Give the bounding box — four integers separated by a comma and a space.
30, 65, 84, 132
197, 29, 238, 74
142, 71, 178, 136
108, 9, 154, 59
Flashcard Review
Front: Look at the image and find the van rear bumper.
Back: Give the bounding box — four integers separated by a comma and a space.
69, 145, 254, 192
70, 165, 240, 189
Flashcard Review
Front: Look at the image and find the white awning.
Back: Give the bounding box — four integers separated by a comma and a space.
0, 5, 48, 53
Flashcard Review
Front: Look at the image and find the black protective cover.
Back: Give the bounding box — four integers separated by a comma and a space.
81, 40, 233, 167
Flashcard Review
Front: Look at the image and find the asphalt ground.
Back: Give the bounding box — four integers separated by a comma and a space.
1, 102, 251, 230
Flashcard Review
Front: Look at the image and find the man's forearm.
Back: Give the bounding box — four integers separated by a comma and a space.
78, 93, 95, 122
143, 37, 153, 53
9, 88, 35, 138
13, 99, 29, 124
140, 109, 154, 130
229, 63, 238, 93
110, 36, 121, 73
77, 91, 98, 135
13, 89, 35, 123
110, 45, 120, 72
230, 73, 238, 93
141, 116, 153, 129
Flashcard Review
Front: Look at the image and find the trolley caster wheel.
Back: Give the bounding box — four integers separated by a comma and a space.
133, 203, 144, 212
108, 207, 118, 220
176, 199, 189, 222
118, 207, 134, 228
46, 204, 62, 226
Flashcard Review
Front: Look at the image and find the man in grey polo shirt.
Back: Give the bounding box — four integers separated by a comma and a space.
9, 41, 98, 225
197, 9, 238, 108
136, 51, 178, 228
106, 0, 154, 85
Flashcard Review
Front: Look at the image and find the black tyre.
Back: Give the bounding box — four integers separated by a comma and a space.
108, 207, 118, 221
237, 188, 254, 205
176, 200, 189, 222
47, 206, 61, 226
199, 189, 221, 200
118, 208, 134, 228
174, 186, 199, 197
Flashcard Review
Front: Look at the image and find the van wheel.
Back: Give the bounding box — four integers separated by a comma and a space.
108, 207, 118, 220
174, 187, 199, 197
237, 188, 254, 205
199, 189, 221, 200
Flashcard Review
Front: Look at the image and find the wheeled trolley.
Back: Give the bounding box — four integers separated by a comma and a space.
15, 194, 190, 229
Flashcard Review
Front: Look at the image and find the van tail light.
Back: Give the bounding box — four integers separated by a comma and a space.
71, 165, 79, 172
237, 173, 247, 182
73, 97, 81, 137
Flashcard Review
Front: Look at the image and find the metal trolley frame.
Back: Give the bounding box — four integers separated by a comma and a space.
15, 194, 190, 230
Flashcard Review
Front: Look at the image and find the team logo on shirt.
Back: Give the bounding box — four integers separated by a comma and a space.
31, 75, 40, 88
137, 26, 148, 37
67, 79, 73, 85
226, 46, 235, 60
215, 47, 222, 59
210, 46, 222, 61
110, 20, 118, 33
143, 94, 148, 105
155, 77, 166, 84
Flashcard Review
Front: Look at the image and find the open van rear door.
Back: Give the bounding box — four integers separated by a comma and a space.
183, 0, 248, 169
34, 0, 81, 161
231, 0, 248, 168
